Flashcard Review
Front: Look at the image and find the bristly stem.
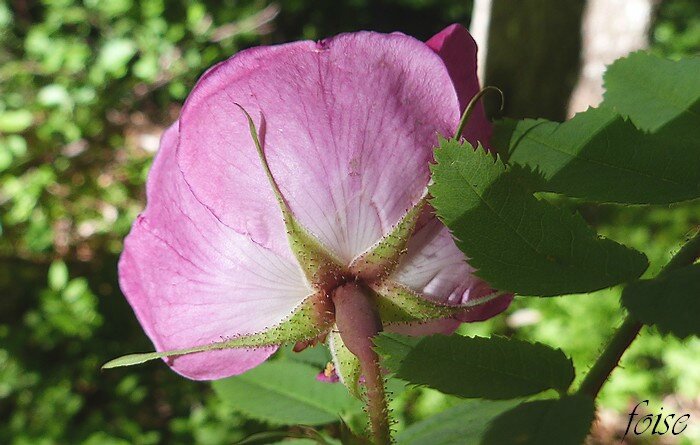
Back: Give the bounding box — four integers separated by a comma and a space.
577, 228, 700, 399
361, 346, 391, 445
333, 282, 391, 444
576, 316, 642, 399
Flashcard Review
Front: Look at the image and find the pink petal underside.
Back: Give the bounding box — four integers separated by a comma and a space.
390, 210, 513, 326
119, 124, 314, 380
426, 24, 492, 148
177, 32, 460, 264
381, 25, 508, 336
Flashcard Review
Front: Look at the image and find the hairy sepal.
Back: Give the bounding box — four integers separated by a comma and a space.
350, 196, 427, 281
371, 279, 504, 324
329, 329, 363, 399
103, 292, 334, 369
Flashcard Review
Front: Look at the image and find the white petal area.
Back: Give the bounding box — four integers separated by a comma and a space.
392, 217, 483, 304
126, 219, 313, 341
391, 214, 513, 322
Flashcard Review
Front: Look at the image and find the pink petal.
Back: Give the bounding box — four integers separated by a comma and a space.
457, 280, 514, 323
177, 32, 460, 264
316, 367, 340, 383
426, 24, 492, 147
390, 213, 513, 323
119, 124, 314, 380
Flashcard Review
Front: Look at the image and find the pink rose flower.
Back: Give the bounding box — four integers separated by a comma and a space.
116, 24, 512, 382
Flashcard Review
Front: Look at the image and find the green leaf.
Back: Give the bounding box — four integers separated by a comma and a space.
494, 107, 700, 204
622, 264, 700, 339
234, 426, 339, 445
493, 53, 700, 205
430, 139, 648, 296
339, 417, 372, 445
280, 343, 331, 368
603, 51, 700, 132
396, 399, 520, 445
0, 110, 33, 133
375, 334, 575, 399
372, 332, 420, 374
212, 360, 361, 426
97, 39, 137, 73
48, 260, 69, 291
38, 84, 73, 108
481, 395, 595, 445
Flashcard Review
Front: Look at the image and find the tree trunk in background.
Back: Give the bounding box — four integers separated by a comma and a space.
470, 0, 492, 83
477, 0, 585, 121
568, 0, 654, 116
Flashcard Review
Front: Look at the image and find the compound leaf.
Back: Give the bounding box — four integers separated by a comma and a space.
430, 139, 648, 296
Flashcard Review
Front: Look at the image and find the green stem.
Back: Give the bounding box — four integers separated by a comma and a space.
577, 228, 700, 399
658, 228, 700, 274
576, 316, 642, 399
454, 86, 503, 139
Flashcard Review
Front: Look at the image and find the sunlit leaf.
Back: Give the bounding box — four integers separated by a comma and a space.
0, 110, 33, 133
212, 360, 361, 426
48, 260, 69, 291
396, 400, 520, 445
97, 38, 137, 74
494, 107, 700, 204
603, 51, 700, 132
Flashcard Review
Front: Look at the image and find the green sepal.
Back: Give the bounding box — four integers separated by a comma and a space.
371, 280, 504, 324
350, 196, 426, 281
102, 292, 334, 369
236, 104, 345, 291
286, 217, 347, 291
328, 329, 363, 400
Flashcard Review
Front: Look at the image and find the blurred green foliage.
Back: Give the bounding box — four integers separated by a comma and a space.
0, 0, 699, 443
653, 0, 700, 58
